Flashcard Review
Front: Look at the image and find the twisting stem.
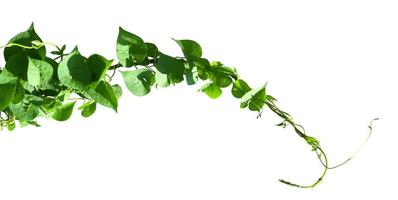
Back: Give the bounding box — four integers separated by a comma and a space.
316, 118, 379, 169
264, 100, 329, 188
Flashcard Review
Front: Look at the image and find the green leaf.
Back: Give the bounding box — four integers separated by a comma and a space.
207, 63, 236, 88
200, 83, 222, 99
185, 66, 199, 85
232, 79, 251, 98
78, 100, 96, 118
173, 39, 202, 58
5, 52, 29, 80
240, 85, 266, 111
145, 43, 158, 58
4, 23, 46, 61
112, 84, 123, 99
52, 101, 76, 121
121, 68, 154, 96
12, 80, 25, 104
87, 80, 118, 112
7, 120, 16, 131
154, 53, 185, 83
87, 54, 112, 83
58, 49, 92, 90
116, 27, 148, 66
27, 57, 54, 88
154, 69, 170, 88
9, 99, 40, 121
0, 74, 17, 110
208, 70, 233, 88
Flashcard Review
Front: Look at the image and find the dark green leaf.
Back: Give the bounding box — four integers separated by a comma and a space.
87, 54, 112, 83
58, 49, 92, 90
4, 23, 46, 61
0, 74, 17, 110
5, 52, 29, 80
145, 43, 158, 58
173, 39, 202, 58
154, 53, 185, 83
12, 80, 25, 104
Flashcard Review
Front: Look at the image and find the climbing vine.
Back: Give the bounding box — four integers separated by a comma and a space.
0, 23, 377, 188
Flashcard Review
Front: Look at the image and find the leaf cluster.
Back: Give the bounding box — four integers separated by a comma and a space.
0, 23, 374, 189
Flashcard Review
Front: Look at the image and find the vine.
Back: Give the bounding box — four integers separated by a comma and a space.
0, 23, 377, 188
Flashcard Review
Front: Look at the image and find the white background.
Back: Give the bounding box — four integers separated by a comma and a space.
0, 0, 397, 199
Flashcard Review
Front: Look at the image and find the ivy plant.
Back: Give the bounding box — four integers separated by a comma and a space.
0, 23, 377, 188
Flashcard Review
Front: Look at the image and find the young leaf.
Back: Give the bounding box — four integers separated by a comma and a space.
232, 79, 251, 98
58, 49, 92, 90
4, 23, 46, 61
116, 27, 148, 66
121, 68, 154, 96
78, 100, 96, 118
27, 57, 54, 88
173, 39, 202, 58
200, 83, 222, 99
52, 101, 76, 121
87, 80, 118, 112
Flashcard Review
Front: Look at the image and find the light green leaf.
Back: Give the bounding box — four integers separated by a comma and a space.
112, 84, 123, 99
200, 83, 222, 99
155, 68, 170, 88
121, 68, 154, 96
27, 57, 54, 88
116, 27, 148, 66
87, 80, 118, 112
9, 99, 40, 121
52, 101, 76, 121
